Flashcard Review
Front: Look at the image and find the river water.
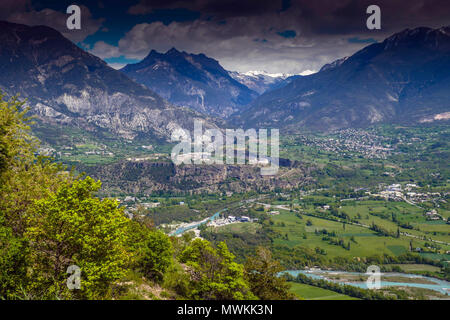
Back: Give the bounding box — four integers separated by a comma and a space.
284, 269, 450, 295
169, 208, 226, 236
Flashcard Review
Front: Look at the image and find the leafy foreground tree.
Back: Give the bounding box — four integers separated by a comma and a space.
25, 177, 132, 299
131, 225, 174, 282
0, 93, 67, 298
0, 223, 29, 298
180, 239, 256, 300
0, 94, 134, 299
245, 247, 296, 300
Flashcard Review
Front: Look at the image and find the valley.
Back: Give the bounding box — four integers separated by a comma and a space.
49, 123, 449, 300
0, 17, 449, 301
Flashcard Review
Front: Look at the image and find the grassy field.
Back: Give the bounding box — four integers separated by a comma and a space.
385, 264, 441, 272
289, 283, 358, 300
270, 210, 449, 259
208, 222, 261, 234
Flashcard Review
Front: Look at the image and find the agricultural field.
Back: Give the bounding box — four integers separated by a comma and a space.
207, 222, 261, 234
384, 264, 441, 272
289, 283, 358, 300
268, 211, 440, 259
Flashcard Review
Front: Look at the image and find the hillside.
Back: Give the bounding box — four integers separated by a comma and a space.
121, 48, 258, 117
235, 26, 450, 131
0, 21, 216, 140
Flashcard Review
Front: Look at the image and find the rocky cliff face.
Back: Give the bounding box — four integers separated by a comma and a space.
235, 26, 450, 131
121, 48, 258, 118
83, 160, 314, 195
0, 21, 216, 140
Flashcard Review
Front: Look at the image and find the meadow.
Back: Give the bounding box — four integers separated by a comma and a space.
288, 283, 358, 300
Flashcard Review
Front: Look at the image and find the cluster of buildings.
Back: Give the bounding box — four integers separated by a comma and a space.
373, 183, 442, 204
405, 191, 442, 203
83, 150, 114, 156
376, 184, 404, 201
294, 128, 394, 159
207, 215, 254, 227
118, 196, 162, 212
38, 145, 116, 158
424, 209, 444, 221
126, 154, 165, 161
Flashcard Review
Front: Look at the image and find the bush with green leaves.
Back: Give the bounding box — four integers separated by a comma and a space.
25, 177, 132, 299
136, 229, 174, 281
0, 93, 68, 298
245, 247, 295, 300
180, 239, 255, 300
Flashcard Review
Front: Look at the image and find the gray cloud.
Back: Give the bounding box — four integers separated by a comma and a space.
0, 0, 31, 20
5, 4, 103, 43
89, 9, 369, 73
91, 0, 450, 73
129, 0, 450, 31
128, 0, 284, 17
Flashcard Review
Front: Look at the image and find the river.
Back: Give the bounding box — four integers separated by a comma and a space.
284, 269, 450, 295
168, 196, 265, 236
169, 208, 226, 236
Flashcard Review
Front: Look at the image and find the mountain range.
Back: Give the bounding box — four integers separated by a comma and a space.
0, 20, 449, 141
235, 26, 450, 131
121, 48, 258, 117
0, 21, 218, 140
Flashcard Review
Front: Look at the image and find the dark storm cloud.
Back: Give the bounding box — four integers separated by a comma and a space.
129, 0, 450, 34
291, 0, 450, 35
128, 0, 284, 17
1, 0, 104, 43
2, 1, 450, 73
0, 0, 31, 20
111, 0, 450, 73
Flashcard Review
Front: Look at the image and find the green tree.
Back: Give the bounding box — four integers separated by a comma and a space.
0, 224, 29, 298
180, 239, 254, 300
244, 247, 296, 300
0, 93, 68, 298
25, 177, 132, 299
135, 229, 174, 281
0, 94, 67, 233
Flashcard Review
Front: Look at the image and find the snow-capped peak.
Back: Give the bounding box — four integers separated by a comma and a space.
243, 70, 292, 78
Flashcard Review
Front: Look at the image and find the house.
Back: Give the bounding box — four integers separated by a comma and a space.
240, 216, 250, 222
142, 202, 160, 208
387, 184, 402, 192
124, 196, 136, 202
425, 209, 442, 221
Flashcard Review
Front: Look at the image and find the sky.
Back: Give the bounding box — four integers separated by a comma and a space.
2, 0, 450, 74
